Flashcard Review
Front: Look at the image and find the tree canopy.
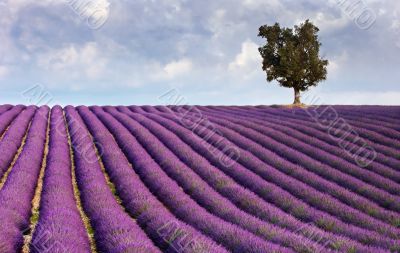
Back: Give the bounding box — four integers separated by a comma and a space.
258, 20, 328, 104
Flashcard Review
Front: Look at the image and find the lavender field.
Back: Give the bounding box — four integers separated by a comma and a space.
0, 104, 399, 253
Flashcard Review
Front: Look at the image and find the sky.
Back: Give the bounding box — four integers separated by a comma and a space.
0, 0, 399, 106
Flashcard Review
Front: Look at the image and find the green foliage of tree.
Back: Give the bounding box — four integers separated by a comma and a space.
258, 20, 329, 105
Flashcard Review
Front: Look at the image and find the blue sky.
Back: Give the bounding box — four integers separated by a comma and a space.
0, 0, 399, 106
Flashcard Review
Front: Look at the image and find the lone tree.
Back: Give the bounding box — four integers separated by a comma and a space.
258, 20, 328, 105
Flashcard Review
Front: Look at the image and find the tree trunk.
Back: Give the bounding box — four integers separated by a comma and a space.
293, 88, 301, 105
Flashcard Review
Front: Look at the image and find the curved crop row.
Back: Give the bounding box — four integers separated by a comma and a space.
95, 106, 294, 253
116, 106, 390, 252
197, 107, 400, 223
0, 105, 13, 116
150, 108, 398, 249
0, 105, 26, 138
255, 105, 400, 126
198, 106, 400, 211
64, 106, 161, 253
30, 106, 91, 252
0, 106, 36, 179
163, 108, 397, 241
274, 107, 400, 146
326, 113, 399, 140
78, 106, 229, 253
0, 104, 397, 253
243, 106, 400, 153
319, 106, 400, 124
172, 108, 400, 236
319, 108, 400, 131
273, 106, 400, 140
233, 106, 399, 159
0, 106, 49, 252
220, 106, 400, 170
199, 107, 400, 201
210, 106, 400, 179
111, 107, 343, 252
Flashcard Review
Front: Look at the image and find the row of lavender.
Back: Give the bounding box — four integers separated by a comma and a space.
92, 106, 294, 253
0, 105, 398, 252
30, 106, 91, 252
102, 106, 392, 251
0, 106, 48, 252
87, 104, 398, 251
0, 106, 164, 252
123, 107, 399, 249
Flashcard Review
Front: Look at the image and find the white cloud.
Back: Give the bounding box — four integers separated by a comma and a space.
164, 59, 192, 77
310, 12, 350, 33
228, 40, 260, 79
3, 0, 52, 13
4, 0, 110, 14
327, 51, 348, 77
162, 58, 193, 79
0, 66, 9, 79
38, 46, 79, 70
66, 0, 110, 29
0, 0, 399, 105
208, 9, 228, 38
242, 0, 281, 10
70, 0, 110, 17
37, 42, 107, 81
80, 42, 107, 78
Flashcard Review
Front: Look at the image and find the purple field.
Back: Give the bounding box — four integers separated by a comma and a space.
0, 104, 399, 253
